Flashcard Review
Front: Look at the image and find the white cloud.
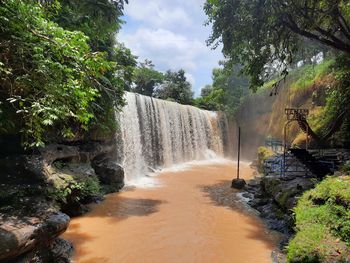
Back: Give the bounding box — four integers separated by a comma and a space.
119, 27, 207, 72
119, 0, 223, 96
125, 1, 192, 30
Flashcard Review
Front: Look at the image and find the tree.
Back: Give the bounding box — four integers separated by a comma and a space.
154, 69, 194, 105
195, 64, 250, 113
0, 0, 133, 146
194, 88, 225, 111
132, 60, 164, 97
49, 0, 128, 54
48, 0, 136, 133
200, 85, 214, 97
204, 0, 350, 90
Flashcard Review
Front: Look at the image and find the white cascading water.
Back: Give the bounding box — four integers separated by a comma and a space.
116, 92, 232, 184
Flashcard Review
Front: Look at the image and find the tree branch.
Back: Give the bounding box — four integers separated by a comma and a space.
283, 15, 350, 53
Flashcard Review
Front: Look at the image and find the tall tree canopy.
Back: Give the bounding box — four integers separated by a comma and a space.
195, 66, 249, 113
132, 60, 164, 97
205, 0, 350, 90
0, 0, 134, 146
154, 69, 194, 105
50, 0, 127, 53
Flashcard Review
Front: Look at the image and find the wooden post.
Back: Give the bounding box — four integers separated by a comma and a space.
237, 126, 241, 179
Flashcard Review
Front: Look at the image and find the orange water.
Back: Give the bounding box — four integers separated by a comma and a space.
64, 161, 278, 263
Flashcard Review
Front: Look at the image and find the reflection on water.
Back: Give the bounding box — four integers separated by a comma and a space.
64, 161, 278, 263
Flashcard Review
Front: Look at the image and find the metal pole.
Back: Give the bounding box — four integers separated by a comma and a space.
237, 126, 241, 179
306, 125, 309, 150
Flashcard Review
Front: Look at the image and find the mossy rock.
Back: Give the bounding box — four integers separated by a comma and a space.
47, 163, 102, 211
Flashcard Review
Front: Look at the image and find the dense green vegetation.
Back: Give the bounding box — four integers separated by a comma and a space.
131, 60, 164, 97
205, 0, 350, 90
0, 0, 134, 147
154, 69, 194, 105
130, 61, 194, 105
288, 176, 350, 262
194, 65, 249, 114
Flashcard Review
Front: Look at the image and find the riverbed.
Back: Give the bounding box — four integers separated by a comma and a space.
64, 161, 278, 263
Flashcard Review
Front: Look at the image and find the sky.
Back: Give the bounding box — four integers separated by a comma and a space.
117, 0, 223, 97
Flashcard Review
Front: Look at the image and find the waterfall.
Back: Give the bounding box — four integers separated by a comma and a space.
116, 92, 232, 183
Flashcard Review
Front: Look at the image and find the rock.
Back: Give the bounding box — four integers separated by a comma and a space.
40, 141, 115, 165
9, 238, 73, 263
61, 201, 89, 217
0, 155, 49, 184
261, 176, 315, 210
0, 212, 70, 262
40, 144, 80, 165
231, 178, 246, 189
79, 142, 115, 162
48, 238, 73, 263
92, 156, 124, 189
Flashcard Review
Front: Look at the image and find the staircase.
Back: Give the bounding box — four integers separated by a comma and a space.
295, 112, 321, 142
289, 149, 332, 178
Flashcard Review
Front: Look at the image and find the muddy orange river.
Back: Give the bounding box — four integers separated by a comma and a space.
64, 161, 278, 263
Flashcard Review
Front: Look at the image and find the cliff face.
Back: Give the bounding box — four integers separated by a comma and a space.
0, 140, 125, 262
235, 62, 335, 159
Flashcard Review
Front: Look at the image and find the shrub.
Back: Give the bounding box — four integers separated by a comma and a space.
257, 146, 274, 173
287, 176, 350, 262
0, 0, 117, 147
48, 173, 101, 205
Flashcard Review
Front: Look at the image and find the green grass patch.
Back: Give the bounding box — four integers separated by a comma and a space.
287, 176, 350, 262
290, 60, 334, 91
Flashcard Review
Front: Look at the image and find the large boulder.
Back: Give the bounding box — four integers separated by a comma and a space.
262, 176, 315, 210
92, 156, 124, 189
0, 212, 70, 262
0, 155, 49, 184
39, 142, 115, 165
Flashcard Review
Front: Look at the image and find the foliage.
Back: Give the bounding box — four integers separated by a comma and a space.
154, 69, 194, 105
204, 0, 350, 90
50, 0, 128, 54
340, 161, 350, 173
290, 60, 334, 91
48, 172, 101, 204
50, 0, 136, 135
313, 55, 350, 143
257, 146, 274, 173
200, 85, 214, 98
196, 65, 249, 114
0, 0, 119, 147
0, 0, 134, 146
131, 60, 164, 97
194, 88, 225, 111
288, 176, 350, 262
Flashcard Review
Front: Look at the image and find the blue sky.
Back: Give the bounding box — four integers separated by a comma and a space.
117, 0, 223, 97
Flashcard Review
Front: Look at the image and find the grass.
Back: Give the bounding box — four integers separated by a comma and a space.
287, 176, 350, 262
290, 60, 334, 91
255, 59, 334, 95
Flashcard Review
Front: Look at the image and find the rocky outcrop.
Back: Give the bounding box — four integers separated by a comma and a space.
92, 155, 124, 191
0, 155, 49, 184
0, 203, 71, 263
0, 140, 124, 262
261, 176, 315, 210
40, 142, 115, 165
243, 156, 318, 247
